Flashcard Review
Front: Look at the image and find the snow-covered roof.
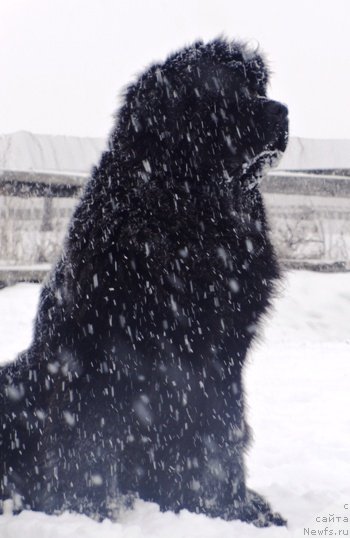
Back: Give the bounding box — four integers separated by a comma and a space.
0, 131, 106, 176
278, 137, 350, 170
0, 131, 350, 176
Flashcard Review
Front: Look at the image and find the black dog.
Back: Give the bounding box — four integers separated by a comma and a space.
0, 38, 288, 526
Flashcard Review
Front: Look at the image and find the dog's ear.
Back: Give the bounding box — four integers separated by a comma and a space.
112, 68, 177, 166
122, 67, 174, 130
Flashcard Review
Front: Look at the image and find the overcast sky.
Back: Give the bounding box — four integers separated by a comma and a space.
1, 0, 349, 140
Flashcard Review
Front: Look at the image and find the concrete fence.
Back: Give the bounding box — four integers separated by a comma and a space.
0, 170, 350, 281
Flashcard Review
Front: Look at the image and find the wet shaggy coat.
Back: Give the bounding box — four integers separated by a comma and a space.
0, 38, 288, 526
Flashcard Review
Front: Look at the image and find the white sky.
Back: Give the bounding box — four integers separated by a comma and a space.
1, 0, 349, 140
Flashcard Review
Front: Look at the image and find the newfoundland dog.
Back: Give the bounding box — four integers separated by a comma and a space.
0, 38, 288, 526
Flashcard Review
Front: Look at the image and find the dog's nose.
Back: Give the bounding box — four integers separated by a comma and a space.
266, 100, 288, 119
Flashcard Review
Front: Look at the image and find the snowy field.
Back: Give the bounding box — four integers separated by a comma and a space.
0, 270, 350, 537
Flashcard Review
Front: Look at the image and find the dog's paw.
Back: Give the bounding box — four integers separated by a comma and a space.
236, 489, 286, 527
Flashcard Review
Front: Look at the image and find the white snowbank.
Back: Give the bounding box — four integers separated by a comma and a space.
1, 271, 350, 537
0, 282, 40, 364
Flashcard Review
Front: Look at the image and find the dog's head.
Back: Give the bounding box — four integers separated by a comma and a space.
116, 38, 288, 187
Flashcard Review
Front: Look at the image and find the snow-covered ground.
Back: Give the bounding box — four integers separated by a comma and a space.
0, 270, 350, 537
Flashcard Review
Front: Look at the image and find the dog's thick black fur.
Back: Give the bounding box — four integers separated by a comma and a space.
0, 38, 288, 526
